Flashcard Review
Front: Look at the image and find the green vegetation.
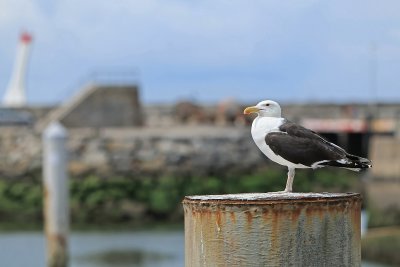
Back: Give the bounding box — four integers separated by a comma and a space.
0, 167, 360, 226
368, 204, 400, 228
362, 227, 400, 266
0, 177, 42, 225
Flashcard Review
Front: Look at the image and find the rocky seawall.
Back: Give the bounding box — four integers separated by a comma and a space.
0, 126, 265, 178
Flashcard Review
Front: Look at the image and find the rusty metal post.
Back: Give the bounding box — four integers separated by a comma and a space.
183, 192, 361, 267
43, 122, 69, 267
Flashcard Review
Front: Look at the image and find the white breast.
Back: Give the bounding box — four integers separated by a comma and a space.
251, 116, 309, 169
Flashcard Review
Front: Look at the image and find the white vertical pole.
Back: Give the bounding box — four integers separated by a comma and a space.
43, 122, 69, 267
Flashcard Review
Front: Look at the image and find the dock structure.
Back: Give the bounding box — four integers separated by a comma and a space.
183, 192, 361, 267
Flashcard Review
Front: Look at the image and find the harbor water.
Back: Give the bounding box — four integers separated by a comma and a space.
0, 229, 391, 267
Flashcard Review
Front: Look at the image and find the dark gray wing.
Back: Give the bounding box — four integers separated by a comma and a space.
278, 120, 344, 148
265, 120, 346, 167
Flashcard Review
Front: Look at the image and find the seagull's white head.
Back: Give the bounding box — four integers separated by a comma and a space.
243, 100, 282, 118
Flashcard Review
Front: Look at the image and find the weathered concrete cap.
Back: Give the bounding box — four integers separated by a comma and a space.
184, 192, 361, 205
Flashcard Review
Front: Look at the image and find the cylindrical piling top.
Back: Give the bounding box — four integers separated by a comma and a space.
183, 192, 362, 267
183, 192, 361, 205
43, 121, 67, 139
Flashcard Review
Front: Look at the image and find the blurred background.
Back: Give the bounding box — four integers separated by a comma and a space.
0, 0, 399, 266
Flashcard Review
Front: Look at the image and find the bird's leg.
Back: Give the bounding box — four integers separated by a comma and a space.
284, 168, 295, 193
272, 168, 295, 193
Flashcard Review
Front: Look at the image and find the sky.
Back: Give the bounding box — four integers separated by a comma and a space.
0, 0, 400, 105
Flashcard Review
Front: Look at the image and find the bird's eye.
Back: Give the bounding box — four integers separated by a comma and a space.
265, 103, 270, 106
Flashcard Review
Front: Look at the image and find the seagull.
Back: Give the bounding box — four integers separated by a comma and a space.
243, 100, 372, 193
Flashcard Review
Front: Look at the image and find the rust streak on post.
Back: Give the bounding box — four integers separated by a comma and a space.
229, 211, 236, 224
183, 192, 361, 267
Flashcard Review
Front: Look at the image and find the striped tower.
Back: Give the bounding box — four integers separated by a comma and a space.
3, 32, 33, 107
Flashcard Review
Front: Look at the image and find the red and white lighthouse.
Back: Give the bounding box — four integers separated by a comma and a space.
3, 32, 33, 107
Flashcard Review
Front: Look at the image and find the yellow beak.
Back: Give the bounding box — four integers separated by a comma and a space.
243, 106, 260, 115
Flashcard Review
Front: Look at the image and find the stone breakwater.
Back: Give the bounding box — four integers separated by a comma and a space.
0, 126, 265, 177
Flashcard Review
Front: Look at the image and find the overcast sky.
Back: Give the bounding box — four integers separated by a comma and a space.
0, 0, 400, 105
